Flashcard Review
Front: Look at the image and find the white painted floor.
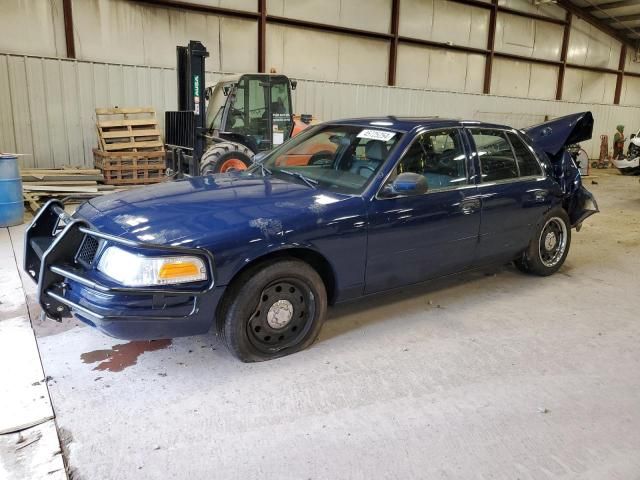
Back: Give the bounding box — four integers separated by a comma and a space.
7, 171, 640, 479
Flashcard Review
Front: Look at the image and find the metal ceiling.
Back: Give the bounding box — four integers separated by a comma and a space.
567, 0, 640, 46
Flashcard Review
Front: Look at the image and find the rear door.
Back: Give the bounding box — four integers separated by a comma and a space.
466, 128, 556, 264
365, 127, 481, 293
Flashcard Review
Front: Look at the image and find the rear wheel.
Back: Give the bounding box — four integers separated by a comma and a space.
200, 142, 253, 175
219, 259, 327, 362
515, 208, 571, 276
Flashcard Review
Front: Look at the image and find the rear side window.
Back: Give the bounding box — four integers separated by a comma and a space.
506, 132, 542, 177
469, 129, 518, 182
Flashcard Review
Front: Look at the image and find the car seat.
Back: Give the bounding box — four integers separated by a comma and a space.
350, 140, 387, 178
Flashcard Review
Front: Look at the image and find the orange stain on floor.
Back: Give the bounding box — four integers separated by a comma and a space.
80, 339, 172, 372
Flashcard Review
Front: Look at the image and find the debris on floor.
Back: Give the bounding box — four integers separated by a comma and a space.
21, 167, 120, 212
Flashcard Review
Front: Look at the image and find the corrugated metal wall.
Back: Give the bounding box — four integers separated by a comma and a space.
0, 53, 226, 168
292, 78, 640, 159
2, 52, 640, 168
4, 0, 637, 104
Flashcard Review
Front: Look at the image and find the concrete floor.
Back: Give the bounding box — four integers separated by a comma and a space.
10, 171, 640, 479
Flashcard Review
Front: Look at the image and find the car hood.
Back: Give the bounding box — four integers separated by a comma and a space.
76, 174, 350, 246
523, 111, 593, 157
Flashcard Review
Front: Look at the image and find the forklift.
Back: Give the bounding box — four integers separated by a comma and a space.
165, 41, 313, 177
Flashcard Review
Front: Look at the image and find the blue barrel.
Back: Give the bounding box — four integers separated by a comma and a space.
0, 154, 24, 227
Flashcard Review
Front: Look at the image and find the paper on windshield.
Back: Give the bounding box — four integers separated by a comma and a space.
357, 129, 396, 142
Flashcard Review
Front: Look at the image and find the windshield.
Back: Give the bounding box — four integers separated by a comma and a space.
246, 124, 403, 194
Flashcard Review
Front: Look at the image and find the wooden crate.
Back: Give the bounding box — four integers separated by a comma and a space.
95, 107, 164, 153
94, 149, 166, 185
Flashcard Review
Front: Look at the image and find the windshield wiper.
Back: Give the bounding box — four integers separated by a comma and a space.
259, 163, 272, 176
278, 169, 318, 189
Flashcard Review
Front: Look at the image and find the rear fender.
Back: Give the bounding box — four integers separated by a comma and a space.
553, 150, 599, 227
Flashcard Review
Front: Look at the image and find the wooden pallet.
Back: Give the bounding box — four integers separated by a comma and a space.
20, 167, 115, 212
93, 149, 166, 185
95, 107, 164, 153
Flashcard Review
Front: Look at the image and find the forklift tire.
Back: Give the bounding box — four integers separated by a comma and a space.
200, 143, 253, 175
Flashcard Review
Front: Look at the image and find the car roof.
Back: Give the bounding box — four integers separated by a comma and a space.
328, 117, 512, 133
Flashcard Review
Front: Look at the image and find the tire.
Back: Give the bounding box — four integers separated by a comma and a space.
515, 208, 571, 276
200, 142, 253, 175
219, 258, 327, 362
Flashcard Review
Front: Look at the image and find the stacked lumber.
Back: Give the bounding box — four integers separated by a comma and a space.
20, 167, 121, 212
93, 107, 166, 185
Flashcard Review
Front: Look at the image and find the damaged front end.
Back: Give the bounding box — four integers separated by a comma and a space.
523, 111, 599, 228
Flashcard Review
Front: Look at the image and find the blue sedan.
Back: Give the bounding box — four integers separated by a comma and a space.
25, 113, 598, 361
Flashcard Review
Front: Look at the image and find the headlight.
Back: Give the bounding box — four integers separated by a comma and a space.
96, 246, 208, 286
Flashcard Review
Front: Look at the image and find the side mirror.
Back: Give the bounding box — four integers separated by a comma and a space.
290, 80, 297, 91
223, 83, 237, 96
384, 173, 428, 196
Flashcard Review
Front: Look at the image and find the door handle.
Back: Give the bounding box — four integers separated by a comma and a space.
460, 199, 480, 215
532, 190, 548, 202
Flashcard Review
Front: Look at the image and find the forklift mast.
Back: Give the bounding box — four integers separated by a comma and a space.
165, 40, 311, 177
165, 41, 209, 175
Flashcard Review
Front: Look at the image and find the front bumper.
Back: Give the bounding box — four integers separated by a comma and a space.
24, 200, 223, 339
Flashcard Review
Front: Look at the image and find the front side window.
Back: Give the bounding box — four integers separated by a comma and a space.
387, 129, 468, 191
506, 132, 542, 177
470, 129, 518, 182
248, 125, 403, 195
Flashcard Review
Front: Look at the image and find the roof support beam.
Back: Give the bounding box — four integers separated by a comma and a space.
586, 0, 640, 13
135, 0, 259, 19
62, 0, 75, 59
557, 11, 572, 101
388, 0, 400, 86
483, 0, 498, 94
614, 45, 627, 104
257, 0, 266, 73
601, 13, 640, 23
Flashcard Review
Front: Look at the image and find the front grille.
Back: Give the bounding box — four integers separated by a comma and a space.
76, 235, 100, 266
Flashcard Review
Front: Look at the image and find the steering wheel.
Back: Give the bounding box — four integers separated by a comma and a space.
358, 165, 377, 176
229, 108, 243, 121
309, 151, 334, 166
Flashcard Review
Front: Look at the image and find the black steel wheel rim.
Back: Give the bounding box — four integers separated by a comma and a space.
247, 278, 316, 354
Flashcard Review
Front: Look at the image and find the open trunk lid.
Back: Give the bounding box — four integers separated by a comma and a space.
523, 112, 594, 157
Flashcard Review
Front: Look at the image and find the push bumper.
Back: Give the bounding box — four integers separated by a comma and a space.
24, 200, 222, 339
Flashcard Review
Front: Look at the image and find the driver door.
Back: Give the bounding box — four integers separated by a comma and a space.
365, 128, 481, 293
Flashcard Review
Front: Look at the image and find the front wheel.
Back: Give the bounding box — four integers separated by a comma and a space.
200, 142, 253, 175
515, 208, 571, 276
219, 259, 327, 362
